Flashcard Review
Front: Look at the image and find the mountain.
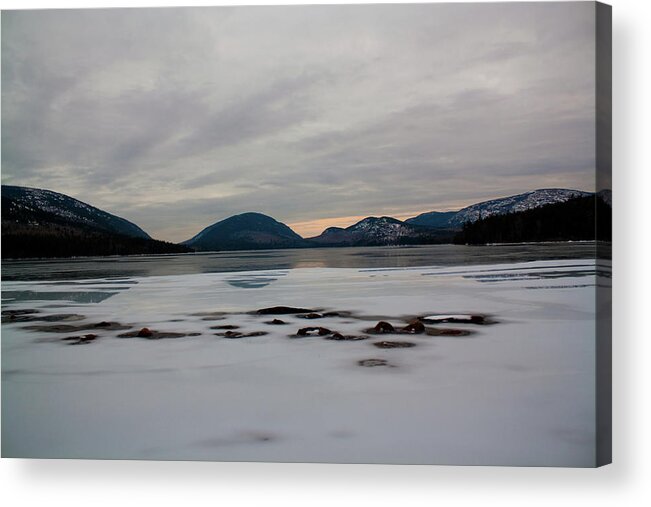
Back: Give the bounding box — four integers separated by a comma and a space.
405, 210, 458, 228
454, 195, 612, 245
2, 185, 190, 259
2, 185, 151, 239
313, 188, 607, 246
3, 185, 611, 257
308, 216, 454, 247
184, 212, 306, 251
405, 189, 594, 230
448, 188, 593, 228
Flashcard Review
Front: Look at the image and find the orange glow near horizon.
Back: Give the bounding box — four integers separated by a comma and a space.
288, 209, 453, 238
288, 215, 368, 238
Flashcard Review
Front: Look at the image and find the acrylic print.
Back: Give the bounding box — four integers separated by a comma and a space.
1, 2, 611, 466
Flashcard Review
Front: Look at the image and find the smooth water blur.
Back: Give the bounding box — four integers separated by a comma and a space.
1, 242, 599, 282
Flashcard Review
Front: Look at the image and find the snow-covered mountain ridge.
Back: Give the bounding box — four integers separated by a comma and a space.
448, 188, 593, 227
407, 188, 606, 229
2, 185, 150, 239
308, 216, 450, 246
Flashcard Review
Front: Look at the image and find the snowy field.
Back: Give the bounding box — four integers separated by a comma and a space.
1, 257, 608, 466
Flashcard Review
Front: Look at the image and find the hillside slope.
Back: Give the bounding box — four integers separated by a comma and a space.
2, 185, 190, 259
184, 212, 306, 251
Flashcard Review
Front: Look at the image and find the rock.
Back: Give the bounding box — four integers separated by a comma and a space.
22, 320, 133, 332
210, 324, 240, 330
148, 332, 189, 339
61, 333, 98, 345
375, 321, 395, 333
256, 306, 316, 315
217, 330, 268, 339
373, 341, 416, 349
2, 309, 40, 322
425, 328, 472, 337
322, 311, 351, 318
364, 321, 397, 334
2, 312, 85, 324
265, 319, 287, 325
3, 314, 34, 323
295, 326, 333, 337
137, 327, 153, 338
325, 333, 369, 341
2, 309, 39, 316
299, 313, 323, 319
23, 324, 82, 333
358, 359, 393, 367
118, 329, 189, 339
400, 320, 425, 334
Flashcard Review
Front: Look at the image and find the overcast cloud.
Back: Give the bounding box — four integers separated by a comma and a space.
2, 3, 599, 241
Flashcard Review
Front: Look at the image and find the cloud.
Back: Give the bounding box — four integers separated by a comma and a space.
1, 3, 599, 242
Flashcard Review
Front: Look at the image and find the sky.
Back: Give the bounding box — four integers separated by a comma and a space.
1, 2, 600, 241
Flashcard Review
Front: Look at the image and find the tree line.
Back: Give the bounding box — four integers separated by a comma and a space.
453, 196, 612, 245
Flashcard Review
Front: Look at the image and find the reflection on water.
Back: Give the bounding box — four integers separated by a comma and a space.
464, 270, 596, 282
1, 242, 600, 282
2, 290, 118, 304
225, 272, 287, 289
47, 280, 139, 286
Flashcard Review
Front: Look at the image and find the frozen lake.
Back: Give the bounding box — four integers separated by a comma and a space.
1, 243, 609, 466
1, 242, 601, 281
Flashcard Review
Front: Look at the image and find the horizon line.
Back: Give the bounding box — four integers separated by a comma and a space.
2, 183, 603, 242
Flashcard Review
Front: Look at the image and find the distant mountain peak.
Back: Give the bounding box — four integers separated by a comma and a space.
321, 226, 346, 234
353, 216, 401, 224
184, 211, 305, 251
232, 211, 276, 219
308, 214, 450, 246
348, 216, 404, 234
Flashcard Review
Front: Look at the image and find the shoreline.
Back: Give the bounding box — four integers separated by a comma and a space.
0, 239, 607, 263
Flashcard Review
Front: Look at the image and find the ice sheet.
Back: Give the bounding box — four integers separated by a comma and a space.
1, 259, 607, 466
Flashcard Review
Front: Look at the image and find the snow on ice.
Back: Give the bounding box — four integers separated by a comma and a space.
1, 259, 607, 466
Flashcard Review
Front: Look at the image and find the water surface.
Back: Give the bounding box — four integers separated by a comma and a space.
1, 242, 600, 282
